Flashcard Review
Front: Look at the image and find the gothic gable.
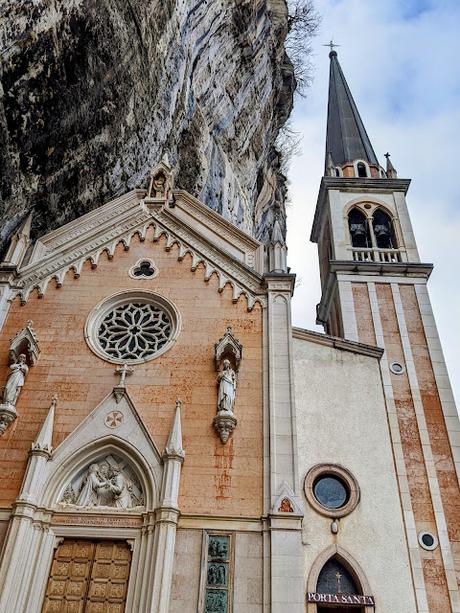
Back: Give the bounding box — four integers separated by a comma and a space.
39, 389, 163, 511
10, 185, 266, 310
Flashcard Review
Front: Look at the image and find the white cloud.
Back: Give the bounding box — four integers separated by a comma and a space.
287, 0, 460, 405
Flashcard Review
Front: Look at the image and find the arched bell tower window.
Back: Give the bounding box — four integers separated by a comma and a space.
357, 162, 367, 178
348, 208, 371, 248
372, 208, 397, 249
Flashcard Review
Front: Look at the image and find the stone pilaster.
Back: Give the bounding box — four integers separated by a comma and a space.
264, 273, 304, 613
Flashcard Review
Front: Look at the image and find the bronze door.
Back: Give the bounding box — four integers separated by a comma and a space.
42, 539, 132, 613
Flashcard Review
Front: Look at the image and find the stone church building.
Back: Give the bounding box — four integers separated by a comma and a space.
0, 51, 458, 613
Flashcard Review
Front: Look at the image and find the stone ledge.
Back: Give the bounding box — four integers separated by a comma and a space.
292, 327, 384, 360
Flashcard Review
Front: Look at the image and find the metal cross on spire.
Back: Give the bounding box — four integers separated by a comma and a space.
323, 39, 340, 53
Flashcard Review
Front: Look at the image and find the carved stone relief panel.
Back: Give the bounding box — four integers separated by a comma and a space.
58, 453, 144, 510
204, 534, 232, 613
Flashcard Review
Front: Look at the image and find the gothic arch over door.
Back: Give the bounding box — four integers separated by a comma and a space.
306, 545, 374, 613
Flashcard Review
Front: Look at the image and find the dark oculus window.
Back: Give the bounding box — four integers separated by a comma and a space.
313, 475, 350, 510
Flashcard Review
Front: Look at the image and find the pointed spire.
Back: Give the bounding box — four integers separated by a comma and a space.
270, 216, 285, 246
326, 152, 336, 177
385, 152, 398, 178
164, 400, 185, 461
325, 50, 379, 172
267, 216, 287, 273
3, 211, 33, 267
31, 394, 57, 456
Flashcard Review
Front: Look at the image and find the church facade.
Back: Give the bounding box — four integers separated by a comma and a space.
0, 51, 458, 613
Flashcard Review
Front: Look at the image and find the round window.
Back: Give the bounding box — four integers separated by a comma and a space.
304, 464, 360, 518
418, 531, 438, 551
85, 291, 180, 364
313, 475, 349, 510
390, 361, 405, 375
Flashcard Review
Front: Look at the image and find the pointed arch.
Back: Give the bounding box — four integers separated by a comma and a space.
348, 207, 371, 248
307, 545, 373, 612
43, 435, 159, 510
372, 207, 397, 249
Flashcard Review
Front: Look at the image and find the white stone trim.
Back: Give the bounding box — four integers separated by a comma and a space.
367, 281, 429, 612
414, 284, 460, 482
9, 189, 267, 312
391, 283, 460, 612
337, 280, 358, 342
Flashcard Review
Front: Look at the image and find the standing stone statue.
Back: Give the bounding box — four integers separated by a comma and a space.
76, 464, 108, 507
217, 359, 236, 414
2, 353, 29, 407
109, 465, 133, 509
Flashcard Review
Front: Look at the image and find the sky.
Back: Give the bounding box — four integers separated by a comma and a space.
287, 0, 460, 405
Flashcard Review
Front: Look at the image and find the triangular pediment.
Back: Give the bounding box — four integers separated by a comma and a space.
39, 388, 163, 510
12, 186, 266, 310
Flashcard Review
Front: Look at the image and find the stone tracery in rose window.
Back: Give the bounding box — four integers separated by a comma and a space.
98, 302, 172, 361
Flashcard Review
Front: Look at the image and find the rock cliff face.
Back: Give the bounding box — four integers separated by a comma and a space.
0, 0, 295, 251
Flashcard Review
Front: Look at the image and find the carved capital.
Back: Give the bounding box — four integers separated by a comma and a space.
213, 412, 237, 444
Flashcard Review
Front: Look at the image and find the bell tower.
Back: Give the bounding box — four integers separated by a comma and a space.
311, 49, 460, 612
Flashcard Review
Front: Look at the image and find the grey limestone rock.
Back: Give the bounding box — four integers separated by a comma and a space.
0, 0, 296, 251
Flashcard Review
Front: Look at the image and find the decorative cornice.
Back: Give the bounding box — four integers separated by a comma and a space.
263, 272, 296, 296
311, 177, 412, 242
329, 260, 433, 277
315, 261, 433, 326
7, 190, 268, 311
292, 326, 384, 360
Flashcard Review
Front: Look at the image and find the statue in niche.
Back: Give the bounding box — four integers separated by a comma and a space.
217, 359, 236, 414
60, 453, 143, 510
2, 353, 29, 407
152, 172, 167, 198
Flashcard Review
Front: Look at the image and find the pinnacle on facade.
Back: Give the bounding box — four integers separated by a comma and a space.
32, 394, 57, 454
325, 50, 379, 172
164, 399, 185, 460
385, 152, 398, 178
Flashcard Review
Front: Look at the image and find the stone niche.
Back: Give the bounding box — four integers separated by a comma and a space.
58, 453, 144, 511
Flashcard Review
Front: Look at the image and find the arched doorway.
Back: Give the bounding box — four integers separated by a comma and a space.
306, 546, 374, 613
316, 558, 363, 613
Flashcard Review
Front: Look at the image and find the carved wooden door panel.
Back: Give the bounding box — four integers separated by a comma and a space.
42, 539, 95, 613
42, 539, 132, 613
86, 541, 132, 613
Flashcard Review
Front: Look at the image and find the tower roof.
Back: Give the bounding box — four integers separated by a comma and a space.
325, 50, 379, 170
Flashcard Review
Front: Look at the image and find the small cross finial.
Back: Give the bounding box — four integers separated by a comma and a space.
115, 364, 134, 387
51, 394, 58, 407
384, 152, 391, 159
323, 39, 340, 53
175, 399, 182, 410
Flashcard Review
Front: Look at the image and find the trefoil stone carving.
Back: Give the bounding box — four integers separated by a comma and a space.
58, 453, 144, 510
213, 327, 242, 444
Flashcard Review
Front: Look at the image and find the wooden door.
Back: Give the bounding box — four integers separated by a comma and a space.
42, 539, 132, 613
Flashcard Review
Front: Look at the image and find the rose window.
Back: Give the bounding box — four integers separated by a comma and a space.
98, 302, 172, 360
86, 291, 180, 364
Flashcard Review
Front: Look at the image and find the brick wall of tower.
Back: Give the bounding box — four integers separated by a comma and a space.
352, 281, 459, 612
0, 228, 264, 518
